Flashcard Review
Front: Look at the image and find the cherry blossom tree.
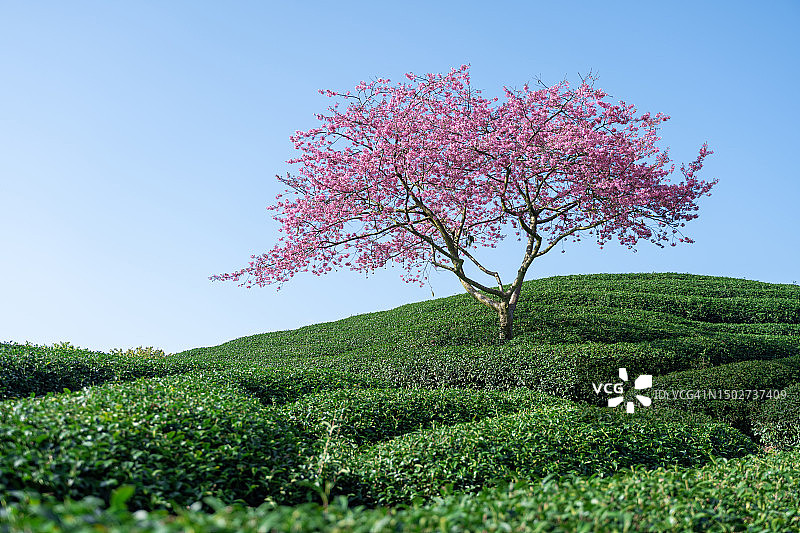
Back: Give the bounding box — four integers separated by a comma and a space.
212, 65, 717, 342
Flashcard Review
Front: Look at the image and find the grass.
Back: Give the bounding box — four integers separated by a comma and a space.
1, 272, 799, 532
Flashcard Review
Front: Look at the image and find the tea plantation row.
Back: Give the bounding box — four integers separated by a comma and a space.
0, 371, 766, 511
2, 451, 799, 532
173, 274, 800, 361
1, 273, 799, 531
3, 332, 797, 401
3, 341, 798, 447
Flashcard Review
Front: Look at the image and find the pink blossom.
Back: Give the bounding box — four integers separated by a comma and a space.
211, 66, 717, 341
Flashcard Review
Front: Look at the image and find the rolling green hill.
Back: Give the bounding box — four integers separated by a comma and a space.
1, 273, 799, 531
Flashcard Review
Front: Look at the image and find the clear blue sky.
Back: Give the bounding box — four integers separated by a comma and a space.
1, 1, 798, 354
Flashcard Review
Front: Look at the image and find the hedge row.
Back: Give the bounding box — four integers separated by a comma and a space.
3, 450, 799, 532
169, 274, 800, 362
293, 338, 795, 406
692, 322, 800, 337
0, 372, 317, 510
530, 273, 800, 300
277, 387, 568, 445
521, 288, 800, 324
337, 404, 757, 506
0, 367, 757, 513
5, 325, 796, 404
222, 367, 388, 406
0, 343, 226, 401
651, 355, 800, 435
172, 305, 799, 362
753, 382, 800, 450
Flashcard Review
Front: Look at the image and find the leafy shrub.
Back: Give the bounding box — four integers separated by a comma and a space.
108, 346, 169, 359
707, 322, 800, 337
752, 383, 800, 450
651, 355, 800, 435
649, 334, 798, 366
523, 287, 800, 324
531, 272, 800, 300
296, 343, 681, 401
265, 329, 797, 406
158, 274, 799, 398
223, 367, 389, 406
0, 372, 317, 510
0, 344, 117, 400
2, 273, 800, 531
338, 404, 757, 505
3, 451, 800, 532
278, 387, 569, 444
0, 342, 219, 400
169, 274, 800, 367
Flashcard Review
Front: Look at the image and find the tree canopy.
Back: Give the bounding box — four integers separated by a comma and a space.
212, 66, 717, 340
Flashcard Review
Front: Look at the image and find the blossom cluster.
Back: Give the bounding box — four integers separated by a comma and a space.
212, 66, 716, 288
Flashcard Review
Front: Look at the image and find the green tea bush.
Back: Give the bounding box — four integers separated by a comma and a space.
338, 404, 757, 505
108, 346, 169, 359
0, 342, 217, 400
752, 382, 800, 450
265, 328, 797, 406
0, 343, 117, 400
531, 272, 800, 299
651, 355, 800, 435
223, 367, 389, 406
649, 333, 798, 366
163, 274, 799, 388
297, 343, 686, 401
3, 451, 800, 532
168, 274, 800, 365
528, 273, 800, 303
510, 305, 697, 345
0, 372, 317, 510
1, 272, 799, 531
707, 322, 800, 337
278, 387, 569, 444
524, 289, 800, 324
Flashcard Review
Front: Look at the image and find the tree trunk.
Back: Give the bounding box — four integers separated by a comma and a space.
498, 303, 514, 343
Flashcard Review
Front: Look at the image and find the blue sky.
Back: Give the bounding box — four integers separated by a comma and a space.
1, 1, 798, 354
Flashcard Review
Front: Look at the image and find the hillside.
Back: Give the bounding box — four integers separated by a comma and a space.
1, 273, 799, 531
